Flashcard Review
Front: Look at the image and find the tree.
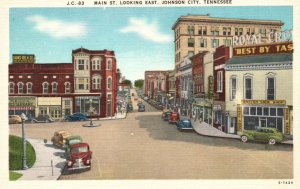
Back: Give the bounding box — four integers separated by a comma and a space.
122, 79, 132, 88
134, 79, 144, 89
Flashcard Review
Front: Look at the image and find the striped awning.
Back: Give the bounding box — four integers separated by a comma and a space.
9, 107, 34, 110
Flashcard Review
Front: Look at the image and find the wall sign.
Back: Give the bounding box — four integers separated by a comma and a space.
12, 54, 35, 63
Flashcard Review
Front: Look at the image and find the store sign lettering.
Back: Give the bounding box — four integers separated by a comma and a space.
9, 97, 35, 107
233, 30, 293, 46
284, 108, 290, 134
237, 106, 242, 132
12, 54, 35, 64
234, 43, 293, 56
242, 100, 286, 105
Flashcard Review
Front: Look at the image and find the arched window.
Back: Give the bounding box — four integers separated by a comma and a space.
9, 82, 14, 94
92, 75, 101, 90
43, 82, 49, 94
107, 59, 112, 70
107, 77, 112, 89
65, 82, 70, 94
18, 82, 24, 94
27, 82, 33, 94
52, 82, 58, 93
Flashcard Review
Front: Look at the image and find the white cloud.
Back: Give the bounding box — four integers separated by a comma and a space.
120, 18, 172, 43
27, 15, 87, 38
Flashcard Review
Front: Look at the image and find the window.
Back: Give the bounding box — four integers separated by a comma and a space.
78, 78, 85, 89
239, 28, 243, 36
267, 77, 275, 100
43, 82, 49, 94
107, 59, 112, 70
27, 82, 32, 94
245, 77, 252, 99
198, 26, 207, 35
223, 39, 232, 46
214, 111, 222, 124
211, 39, 219, 48
231, 77, 237, 100
260, 28, 267, 37
107, 77, 112, 89
235, 28, 243, 36
188, 51, 194, 58
18, 83, 24, 94
52, 82, 58, 93
78, 59, 85, 70
223, 27, 231, 36
9, 82, 14, 94
217, 71, 223, 92
93, 75, 101, 90
199, 38, 207, 48
188, 26, 194, 35
92, 59, 101, 70
65, 82, 71, 93
211, 27, 219, 36
188, 38, 194, 47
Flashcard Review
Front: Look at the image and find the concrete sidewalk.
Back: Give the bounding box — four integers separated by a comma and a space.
191, 119, 293, 145
15, 138, 65, 180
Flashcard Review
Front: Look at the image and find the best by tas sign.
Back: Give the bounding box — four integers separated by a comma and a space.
233, 30, 293, 46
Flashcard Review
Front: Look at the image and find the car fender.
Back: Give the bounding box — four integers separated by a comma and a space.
242, 133, 254, 140
268, 136, 283, 142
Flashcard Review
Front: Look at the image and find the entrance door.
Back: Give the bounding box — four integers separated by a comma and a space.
229, 117, 236, 134
260, 117, 267, 127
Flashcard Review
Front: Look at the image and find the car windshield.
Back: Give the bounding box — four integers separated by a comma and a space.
71, 146, 88, 153
182, 120, 191, 126
69, 139, 82, 145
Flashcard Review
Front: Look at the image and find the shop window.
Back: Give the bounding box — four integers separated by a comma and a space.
263, 107, 269, 116
244, 77, 252, 99
9, 82, 14, 94
250, 107, 256, 115
270, 108, 276, 116
244, 116, 259, 130
277, 108, 284, 116
18, 82, 24, 94
214, 111, 222, 124
257, 107, 262, 115
244, 107, 249, 115
65, 82, 71, 93
267, 77, 275, 100
43, 82, 49, 94
27, 82, 32, 94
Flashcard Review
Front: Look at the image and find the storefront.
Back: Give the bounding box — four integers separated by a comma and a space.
238, 100, 290, 135
213, 102, 226, 132
192, 98, 212, 125
75, 96, 101, 115
37, 97, 62, 119
9, 96, 36, 117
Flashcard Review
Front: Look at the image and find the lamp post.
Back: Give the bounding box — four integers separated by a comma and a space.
20, 113, 28, 170
82, 98, 100, 127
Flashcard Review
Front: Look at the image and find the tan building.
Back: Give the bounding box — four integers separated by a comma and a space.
172, 14, 283, 103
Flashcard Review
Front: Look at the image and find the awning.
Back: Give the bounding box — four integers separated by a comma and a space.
9, 107, 34, 110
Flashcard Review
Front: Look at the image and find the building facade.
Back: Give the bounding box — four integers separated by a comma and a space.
172, 14, 283, 108
9, 48, 118, 119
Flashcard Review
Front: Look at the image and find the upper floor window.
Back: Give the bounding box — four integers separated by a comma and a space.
223, 27, 231, 36
52, 82, 58, 94
92, 75, 101, 90
188, 26, 194, 35
260, 28, 267, 37
217, 71, 223, 92
230, 77, 237, 100
9, 82, 14, 94
18, 82, 24, 94
211, 27, 219, 36
78, 59, 85, 70
107, 77, 112, 89
65, 82, 71, 94
92, 58, 101, 70
198, 26, 207, 35
267, 77, 275, 100
188, 38, 194, 47
27, 82, 32, 94
107, 59, 112, 70
199, 38, 207, 48
235, 28, 243, 36
76, 78, 89, 90
244, 77, 253, 99
43, 82, 49, 94
211, 39, 219, 48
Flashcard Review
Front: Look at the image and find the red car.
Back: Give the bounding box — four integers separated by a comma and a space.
169, 112, 180, 123
66, 143, 92, 171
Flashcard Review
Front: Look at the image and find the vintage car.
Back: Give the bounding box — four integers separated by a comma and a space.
66, 143, 92, 171
176, 118, 193, 131
51, 130, 72, 147
65, 135, 83, 159
65, 113, 88, 121
127, 104, 133, 112
162, 109, 171, 120
31, 114, 55, 123
169, 112, 180, 123
138, 104, 145, 112
137, 101, 143, 106
240, 127, 285, 145
9, 115, 22, 124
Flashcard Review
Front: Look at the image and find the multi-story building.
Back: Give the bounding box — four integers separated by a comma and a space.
178, 56, 192, 115
9, 47, 118, 119
172, 14, 283, 107
225, 42, 293, 135
167, 70, 175, 108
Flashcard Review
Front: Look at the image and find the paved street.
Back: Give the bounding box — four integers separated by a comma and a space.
9, 99, 293, 179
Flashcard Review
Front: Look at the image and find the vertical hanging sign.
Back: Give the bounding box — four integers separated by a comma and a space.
284, 108, 290, 134
237, 105, 243, 132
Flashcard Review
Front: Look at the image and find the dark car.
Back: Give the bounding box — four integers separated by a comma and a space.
31, 114, 55, 123
176, 118, 193, 131
240, 127, 285, 145
127, 104, 133, 112
66, 143, 92, 171
162, 110, 171, 120
65, 113, 88, 121
169, 112, 180, 123
138, 104, 145, 112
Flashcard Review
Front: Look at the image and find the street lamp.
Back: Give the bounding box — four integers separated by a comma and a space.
82, 98, 100, 127
20, 113, 28, 170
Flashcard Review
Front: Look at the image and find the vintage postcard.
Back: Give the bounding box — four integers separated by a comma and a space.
1, 0, 299, 189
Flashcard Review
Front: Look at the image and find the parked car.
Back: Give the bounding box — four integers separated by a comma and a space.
156, 103, 163, 110
31, 114, 55, 123
51, 130, 72, 147
9, 115, 22, 124
176, 118, 193, 131
169, 112, 180, 123
137, 101, 143, 106
240, 127, 285, 145
138, 104, 145, 112
65, 113, 88, 121
162, 109, 171, 120
66, 143, 92, 171
127, 104, 133, 112
65, 135, 83, 159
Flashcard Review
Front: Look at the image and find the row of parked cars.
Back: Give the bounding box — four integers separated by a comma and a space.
161, 109, 193, 132
51, 130, 92, 172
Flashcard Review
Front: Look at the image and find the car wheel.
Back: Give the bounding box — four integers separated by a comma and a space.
241, 135, 248, 143
268, 138, 276, 145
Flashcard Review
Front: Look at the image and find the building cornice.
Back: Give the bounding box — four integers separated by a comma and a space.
225, 61, 293, 71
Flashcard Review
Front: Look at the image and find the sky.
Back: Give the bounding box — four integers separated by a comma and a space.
9, 6, 293, 82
